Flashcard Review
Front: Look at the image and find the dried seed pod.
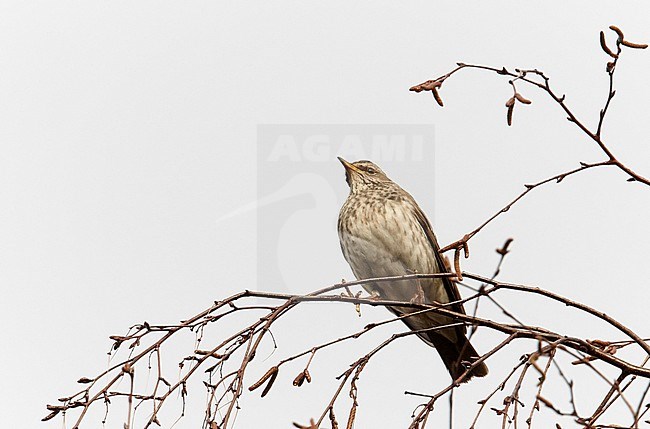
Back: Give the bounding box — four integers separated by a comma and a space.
293, 371, 306, 387
609, 25, 625, 41
248, 366, 278, 393
588, 339, 611, 348
260, 368, 279, 397
421, 80, 442, 91
329, 407, 339, 429
599, 31, 618, 58
571, 355, 597, 365
46, 404, 65, 411
507, 103, 514, 126
41, 410, 61, 422
454, 248, 463, 281
621, 40, 648, 49
514, 92, 532, 104
346, 405, 357, 429
431, 87, 444, 107
603, 345, 618, 355
304, 369, 312, 383
409, 80, 441, 92
505, 97, 515, 107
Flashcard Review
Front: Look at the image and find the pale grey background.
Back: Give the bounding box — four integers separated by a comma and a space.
256, 124, 435, 297
1, 2, 649, 428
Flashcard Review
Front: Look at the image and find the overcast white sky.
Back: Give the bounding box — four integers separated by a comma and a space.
2, 2, 650, 428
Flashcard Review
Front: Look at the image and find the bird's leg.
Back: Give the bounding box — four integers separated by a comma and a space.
339, 279, 365, 317
408, 269, 426, 305
411, 284, 426, 305
338, 279, 380, 300
365, 290, 381, 300
339, 279, 355, 298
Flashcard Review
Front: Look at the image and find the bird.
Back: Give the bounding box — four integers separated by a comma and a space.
337, 157, 488, 382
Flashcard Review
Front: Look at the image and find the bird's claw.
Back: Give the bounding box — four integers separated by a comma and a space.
366, 290, 382, 300
410, 283, 426, 305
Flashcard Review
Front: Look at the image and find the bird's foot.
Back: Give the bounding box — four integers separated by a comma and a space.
365, 290, 382, 301
409, 283, 426, 305
339, 280, 355, 298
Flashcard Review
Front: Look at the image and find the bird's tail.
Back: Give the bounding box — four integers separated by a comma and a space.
433, 334, 488, 383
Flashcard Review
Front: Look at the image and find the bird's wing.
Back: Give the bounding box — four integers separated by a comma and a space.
408, 197, 468, 332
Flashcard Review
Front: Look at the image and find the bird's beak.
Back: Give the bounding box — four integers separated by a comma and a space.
337, 157, 362, 174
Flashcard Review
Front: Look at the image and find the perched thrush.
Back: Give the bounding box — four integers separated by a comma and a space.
337, 158, 488, 382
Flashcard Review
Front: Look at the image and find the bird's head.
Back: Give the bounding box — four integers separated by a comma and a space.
337, 157, 392, 192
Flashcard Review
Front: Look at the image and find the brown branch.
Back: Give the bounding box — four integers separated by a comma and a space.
409, 333, 521, 428
584, 372, 629, 427
463, 272, 650, 357
438, 160, 613, 253
413, 27, 649, 260
411, 58, 648, 186
315, 322, 466, 427
632, 380, 650, 428
45, 29, 649, 429
47, 269, 650, 429
46, 271, 650, 429
527, 347, 558, 428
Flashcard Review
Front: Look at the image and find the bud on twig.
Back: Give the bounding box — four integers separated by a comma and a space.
496, 238, 514, 256
409, 80, 441, 92
409, 79, 444, 106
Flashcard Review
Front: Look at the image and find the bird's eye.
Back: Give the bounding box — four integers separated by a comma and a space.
366, 167, 376, 175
